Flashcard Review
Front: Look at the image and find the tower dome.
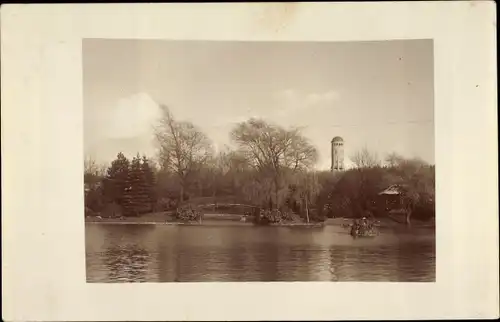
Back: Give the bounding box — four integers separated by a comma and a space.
331, 136, 344, 143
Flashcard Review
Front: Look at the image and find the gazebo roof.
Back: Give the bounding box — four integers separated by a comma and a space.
378, 184, 406, 195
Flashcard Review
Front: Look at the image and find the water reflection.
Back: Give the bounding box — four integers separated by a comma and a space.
85, 222, 435, 283
104, 245, 150, 282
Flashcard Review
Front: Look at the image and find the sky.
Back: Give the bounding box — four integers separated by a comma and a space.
83, 39, 434, 170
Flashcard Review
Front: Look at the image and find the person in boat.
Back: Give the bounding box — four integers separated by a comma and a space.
351, 218, 361, 236
353, 217, 367, 235
364, 216, 375, 231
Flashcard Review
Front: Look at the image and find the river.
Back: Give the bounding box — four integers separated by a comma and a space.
85, 222, 435, 282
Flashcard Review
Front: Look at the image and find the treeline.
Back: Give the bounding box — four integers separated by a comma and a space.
317, 154, 435, 224
84, 106, 435, 225
85, 154, 156, 217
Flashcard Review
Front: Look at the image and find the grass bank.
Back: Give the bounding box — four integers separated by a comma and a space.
85, 212, 434, 230
85, 211, 254, 225
85, 211, 172, 224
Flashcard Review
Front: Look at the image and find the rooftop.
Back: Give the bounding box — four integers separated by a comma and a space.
378, 184, 407, 195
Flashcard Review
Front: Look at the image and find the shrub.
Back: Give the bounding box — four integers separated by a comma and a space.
174, 204, 203, 222
253, 209, 300, 225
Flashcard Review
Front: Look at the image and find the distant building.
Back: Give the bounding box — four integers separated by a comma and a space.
378, 184, 407, 214
331, 136, 344, 172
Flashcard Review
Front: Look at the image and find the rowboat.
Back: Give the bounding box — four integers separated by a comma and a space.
347, 219, 379, 238
350, 228, 379, 238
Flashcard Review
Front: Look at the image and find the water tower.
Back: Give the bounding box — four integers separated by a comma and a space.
331, 136, 344, 172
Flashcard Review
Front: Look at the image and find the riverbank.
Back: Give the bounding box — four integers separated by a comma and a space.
85, 212, 256, 226
85, 211, 172, 224
325, 217, 435, 229
84, 212, 323, 227
85, 212, 434, 230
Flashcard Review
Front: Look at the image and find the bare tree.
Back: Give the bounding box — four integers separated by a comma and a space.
154, 105, 213, 202
205, 148, 233, 208
230, 118, 318, 209
350, 147, 380, 168
385, 152, 428, 170
84, 156, 96, 175
84, 156, 106, 183
385, 152, 405, 168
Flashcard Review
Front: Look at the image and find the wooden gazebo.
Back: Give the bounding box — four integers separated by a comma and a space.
378, 184, 407, 213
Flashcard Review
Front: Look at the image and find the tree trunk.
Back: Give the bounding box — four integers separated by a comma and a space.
212, 173, 216, 212
272, 172, 281, 210
305, 197, 310, 224
274, 183, 279, 210
406, 208, 412, 227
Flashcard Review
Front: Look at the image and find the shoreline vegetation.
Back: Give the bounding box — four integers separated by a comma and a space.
84, 107, 435, 233
84, 211, 435, 231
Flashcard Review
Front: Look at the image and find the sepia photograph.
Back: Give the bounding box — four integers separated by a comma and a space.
2, 2, 498, 321
83, 38, 436, 283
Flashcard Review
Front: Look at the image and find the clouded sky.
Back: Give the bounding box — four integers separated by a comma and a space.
83, 39, 434, 170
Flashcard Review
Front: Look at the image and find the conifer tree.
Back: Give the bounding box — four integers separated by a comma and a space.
141, 156, 157, 212
123, 154, 154, 216
123, 155, 140, 216
135, 155, 150, 214
102, 152, 130, 209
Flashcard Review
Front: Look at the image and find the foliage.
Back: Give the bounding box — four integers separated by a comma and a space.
230, 118, 318, 209
84, 183, 104, 214
122, 155, 157, 216
84, 114, 434, 228
102, 152, 130, 207
123, 155, 146, 216
285, 170, 322, 222
84, 156, 107, 214
253, 209, 296, 225
86, 153, 158, 217
174, 204, 204, 222
318, 151, 435, 225
388, 156, 435, 224
141, 156, 157, 208
154, 105, 214, 202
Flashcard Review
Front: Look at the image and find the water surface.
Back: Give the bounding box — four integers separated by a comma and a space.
85, 222, 435, 282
